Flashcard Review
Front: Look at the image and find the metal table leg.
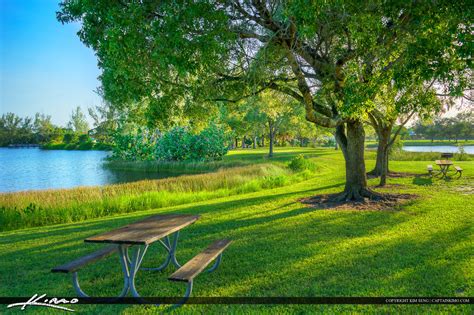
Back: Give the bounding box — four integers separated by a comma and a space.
118, 244, 149, 298
118, 243, 192, 308
140, 231, 181, 271
70, 245, 131, 298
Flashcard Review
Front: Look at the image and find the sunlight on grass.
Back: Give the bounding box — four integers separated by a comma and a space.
0, 147, 472, 313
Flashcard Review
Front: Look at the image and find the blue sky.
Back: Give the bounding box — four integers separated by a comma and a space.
0, 0, 101, 126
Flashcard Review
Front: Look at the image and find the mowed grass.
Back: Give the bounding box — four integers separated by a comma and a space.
0, 148, 473, 313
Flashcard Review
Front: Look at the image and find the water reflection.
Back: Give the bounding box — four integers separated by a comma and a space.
403, 145, 474, 154
0, 148, 178, 193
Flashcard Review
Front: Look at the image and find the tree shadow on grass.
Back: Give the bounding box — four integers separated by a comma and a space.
0, 178, 428, 304
412, 174, 433, 186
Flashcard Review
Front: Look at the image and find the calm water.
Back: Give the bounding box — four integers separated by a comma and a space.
403, 145, 474, 154
0, 148, 172, 193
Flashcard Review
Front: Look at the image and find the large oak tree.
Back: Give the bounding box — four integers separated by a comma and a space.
58, 0, 471, 200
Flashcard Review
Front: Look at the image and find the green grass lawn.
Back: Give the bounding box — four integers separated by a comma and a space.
0, 148, 472, 313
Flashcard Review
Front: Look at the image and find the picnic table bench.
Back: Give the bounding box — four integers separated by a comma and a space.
52, 214, 231, 307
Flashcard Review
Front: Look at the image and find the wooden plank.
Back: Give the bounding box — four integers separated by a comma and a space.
436, 160, 453, 166
51, 245, 120, 273
168, 239, 232, 282
455, 166, 463, 171
85, 214, 200, 245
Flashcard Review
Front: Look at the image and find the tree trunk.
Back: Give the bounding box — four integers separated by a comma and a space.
253, 135, 257, 149
368, 126, 391, 177
261, 135, 265, 147
336, 120, 378, 201
242, 136, 246, 148
268, 122, 274, 158
234, 137, 238, 149
379, 145, 390, 186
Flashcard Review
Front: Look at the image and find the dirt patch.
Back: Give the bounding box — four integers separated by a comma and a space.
299, 193, 417, 211
455, 186, 474, 195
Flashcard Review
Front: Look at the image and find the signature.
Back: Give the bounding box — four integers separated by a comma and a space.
7, 294, 78, 312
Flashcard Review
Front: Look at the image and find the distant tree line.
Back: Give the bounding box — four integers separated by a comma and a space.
413, 112, 473, 142
0, 105, 115, 149
0, 112, 65, 146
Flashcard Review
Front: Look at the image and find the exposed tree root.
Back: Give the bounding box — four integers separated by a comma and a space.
334, 187, 386, 202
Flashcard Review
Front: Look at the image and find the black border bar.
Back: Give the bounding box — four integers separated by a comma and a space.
1, 297, 472, 305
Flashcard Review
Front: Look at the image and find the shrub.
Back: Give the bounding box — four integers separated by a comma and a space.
64, 143, 78, 150
189, 123, 229, 161
78, 134, 90, 143
112, 128, 159, 161
78, 141, 94, 150
63, 133, 77, 144
288, 154, 315, 172
155, 127, 192, 161
323, 138, 336, 147
113, 124, 229, 162
94, 142, 114, 151
454, 144, 469, 161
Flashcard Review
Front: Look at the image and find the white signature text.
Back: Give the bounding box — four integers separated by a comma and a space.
7, 294, 78, 312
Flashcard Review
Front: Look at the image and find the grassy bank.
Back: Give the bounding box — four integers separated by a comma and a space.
0, 148, 472, 313
0, 158, 318, 231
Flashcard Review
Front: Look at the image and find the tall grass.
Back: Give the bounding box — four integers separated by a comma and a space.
0, 163, 316, 232
103, 159, 251, 174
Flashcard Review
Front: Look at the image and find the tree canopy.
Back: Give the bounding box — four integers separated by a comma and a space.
58, 0, 472, 200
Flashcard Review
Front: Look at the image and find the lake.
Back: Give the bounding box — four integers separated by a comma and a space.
0, 148, 173, 193
403, 145, 474, 154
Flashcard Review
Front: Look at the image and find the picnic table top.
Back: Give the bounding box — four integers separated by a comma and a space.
85, 214, 200, 245
435, 160, 453, 166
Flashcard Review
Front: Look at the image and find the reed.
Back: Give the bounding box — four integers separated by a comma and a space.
0, 163, 315, 231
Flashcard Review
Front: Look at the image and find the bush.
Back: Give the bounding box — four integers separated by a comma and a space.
64, 143, 78, 150
189, 124, 229, 161
78, 141, 94, 150
454, 144, 470, 161
113, 124, 229, 162
288, 154, 315, 172
112, 129, 158, 161
94, 142, 114, 151
155, 127, 192, 161
323, 138, 336, 147
78, 134, 90, 143
63, 133, 77, 144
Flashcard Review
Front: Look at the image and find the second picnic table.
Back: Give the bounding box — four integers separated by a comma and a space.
435, 159, 453, 178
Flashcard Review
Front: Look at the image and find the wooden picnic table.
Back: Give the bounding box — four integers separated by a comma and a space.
85, 214, 199, 297
435, 160, 453, 178
52, 213, 231, 307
